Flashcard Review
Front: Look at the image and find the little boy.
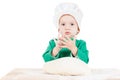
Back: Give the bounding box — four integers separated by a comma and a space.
42, 3, 89, 64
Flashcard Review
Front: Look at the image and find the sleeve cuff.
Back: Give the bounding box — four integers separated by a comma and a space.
48, 50, 60, 59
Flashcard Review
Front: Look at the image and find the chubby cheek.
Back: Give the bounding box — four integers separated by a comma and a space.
71, 28, 78, 35
58, 28, 65, 35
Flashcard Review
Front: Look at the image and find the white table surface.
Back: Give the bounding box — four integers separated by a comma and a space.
1, 68, 120, 80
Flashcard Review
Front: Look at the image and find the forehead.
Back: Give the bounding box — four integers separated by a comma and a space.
59, 14, 76, 22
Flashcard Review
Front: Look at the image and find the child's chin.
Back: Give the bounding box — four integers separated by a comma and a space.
64, 34, 71, 36
65, 35, 74, 37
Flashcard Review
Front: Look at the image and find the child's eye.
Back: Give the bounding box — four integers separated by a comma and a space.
61, 23, 65, 26
71, 23, 74, 26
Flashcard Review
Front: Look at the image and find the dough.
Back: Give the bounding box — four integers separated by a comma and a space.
43, 57, 91, 75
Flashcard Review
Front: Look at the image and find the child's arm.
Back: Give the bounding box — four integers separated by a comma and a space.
52, 39, 61, 56
52, 46, 61, 56
57, 37, 89, 64
75, 40, 89, 64
42, 40, 60, 62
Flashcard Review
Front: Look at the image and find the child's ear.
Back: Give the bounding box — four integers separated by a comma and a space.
76, 28, 80, 35
76, 31, 80, 35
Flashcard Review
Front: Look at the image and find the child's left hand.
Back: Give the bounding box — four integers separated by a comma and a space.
59, 36, 75, 49
59, 36, 78, 56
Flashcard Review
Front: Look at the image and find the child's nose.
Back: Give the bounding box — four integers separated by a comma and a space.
65, 25, 70, 29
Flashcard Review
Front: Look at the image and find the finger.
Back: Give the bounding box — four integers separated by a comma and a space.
59, 37, 67, 42
57, 40, 62, 46
60, 45, 67, 48
57, 39, 65, 45
59, 40, 66, 45
65, 36, 71, 41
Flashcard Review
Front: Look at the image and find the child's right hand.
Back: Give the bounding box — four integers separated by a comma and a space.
54, 39, 60, 47
54, 33, 64, 48
52, 39, 62, 57
55, 34, 65, 48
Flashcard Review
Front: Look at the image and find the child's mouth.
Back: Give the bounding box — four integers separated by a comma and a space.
65, 32, 71, 35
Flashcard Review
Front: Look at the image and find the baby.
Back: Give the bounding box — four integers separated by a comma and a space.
42, 3, 89, 64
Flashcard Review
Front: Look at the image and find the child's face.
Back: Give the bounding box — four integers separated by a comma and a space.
58, 14, 79, 38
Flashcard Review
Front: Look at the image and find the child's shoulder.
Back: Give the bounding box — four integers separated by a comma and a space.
49, 39, 55, 43
47, 39, 56, 47
76, 39, 87, 45
76, 39, 86, 42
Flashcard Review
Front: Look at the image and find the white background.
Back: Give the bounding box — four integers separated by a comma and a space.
0, 0, 120, 79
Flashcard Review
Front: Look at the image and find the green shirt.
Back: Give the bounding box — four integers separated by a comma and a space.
42, 39, 89, 64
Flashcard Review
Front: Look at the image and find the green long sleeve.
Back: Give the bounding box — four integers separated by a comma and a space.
42, 39, 89, 64
75, 41, 89, 63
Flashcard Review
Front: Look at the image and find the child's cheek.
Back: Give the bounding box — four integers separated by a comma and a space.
72, 29, 77, 35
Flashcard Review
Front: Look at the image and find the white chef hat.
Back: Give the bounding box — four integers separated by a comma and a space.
53, 2, 83, 29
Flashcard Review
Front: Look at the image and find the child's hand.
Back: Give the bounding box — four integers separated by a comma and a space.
54, 38, 63, 49
53, 36, 77, 56
52, 39, 62, 57
58, 36, 75, 49
58, 36, 78, 56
